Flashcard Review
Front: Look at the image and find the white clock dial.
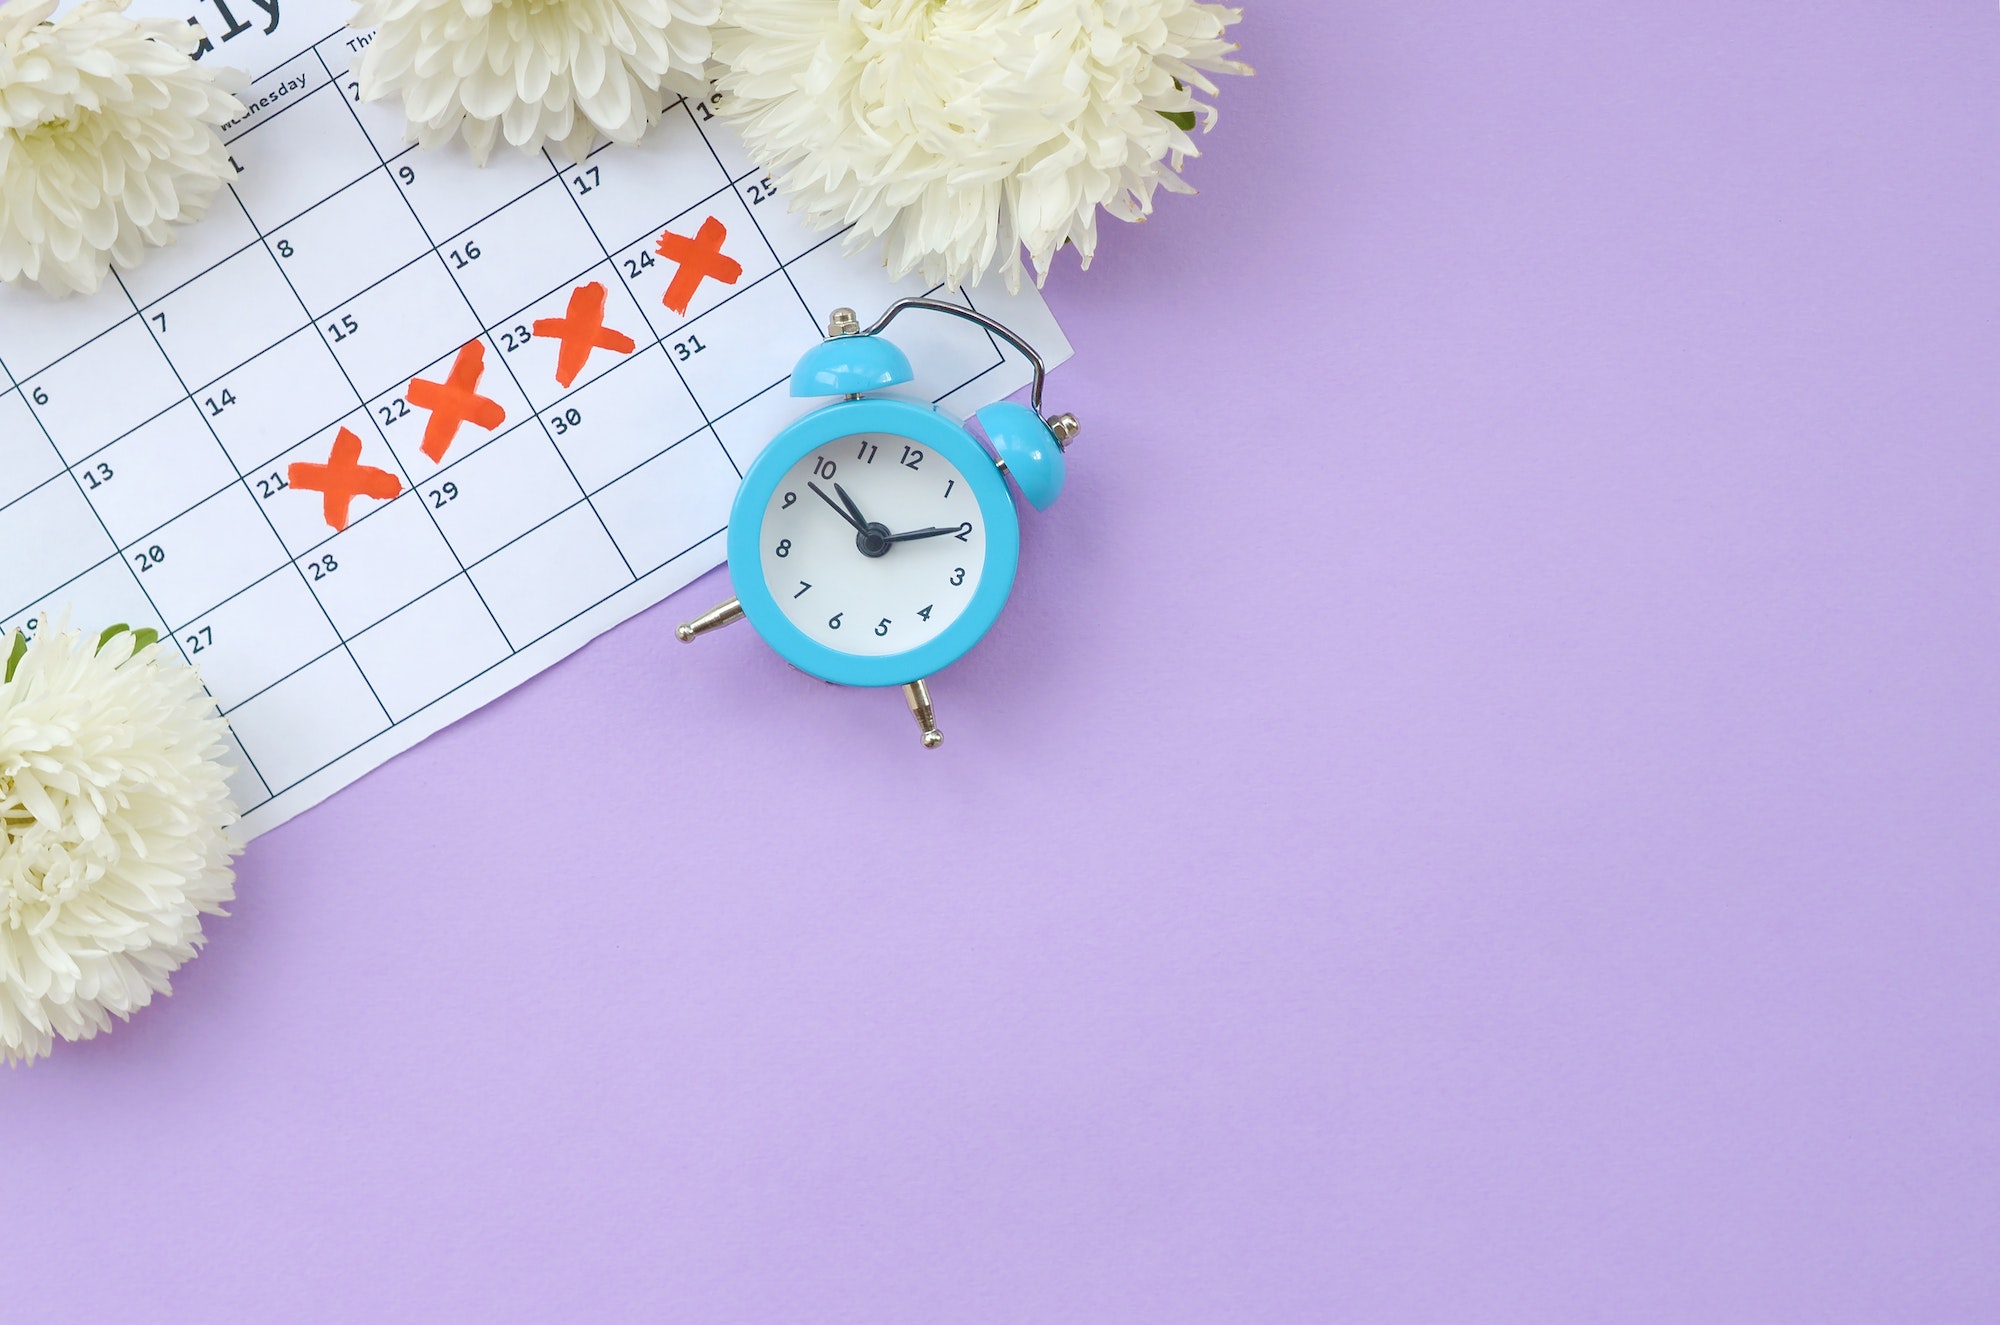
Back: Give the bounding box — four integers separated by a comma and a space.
759, 433, 986, 656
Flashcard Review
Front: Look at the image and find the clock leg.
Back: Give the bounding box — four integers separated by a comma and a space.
903, 679, 944, 749
675, 597, 744, 642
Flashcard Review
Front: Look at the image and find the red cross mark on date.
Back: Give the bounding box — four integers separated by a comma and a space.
407, 340, 506, 463
655, 217, 743, 316
289, 427, 402, 532
533, 281, 636, 387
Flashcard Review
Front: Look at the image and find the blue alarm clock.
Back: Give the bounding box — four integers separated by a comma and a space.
676, 298, 1077, 748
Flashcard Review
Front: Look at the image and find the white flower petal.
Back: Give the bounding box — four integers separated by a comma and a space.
0, 0, 242, 296
713, 0, 1246, 291
0, 615, 239, 1066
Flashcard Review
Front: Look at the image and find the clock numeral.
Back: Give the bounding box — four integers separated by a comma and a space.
827, 612, 843, 630
954, 522, 973, 541
812, 456, 836, 480
855, 439, 878, 463
781, 491, 796, 509
899, 445, 923, 470
793, 581, 811, 598
950, 567, 966, 586
874, 617, 891, 637
917, 605, 933, 621
774, 539, 792, 558
943, 479, 954, 498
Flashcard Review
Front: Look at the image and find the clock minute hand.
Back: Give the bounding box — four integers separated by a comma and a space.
882, 525, 964, 543
808, 481, 865, 533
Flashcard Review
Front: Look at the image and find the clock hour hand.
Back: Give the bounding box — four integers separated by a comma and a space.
808, 481, 865, 533
883, 525, 964, 543
832, 481, 870, 530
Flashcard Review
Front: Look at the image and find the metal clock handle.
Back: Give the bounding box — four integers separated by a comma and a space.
846, 298, 1077, 444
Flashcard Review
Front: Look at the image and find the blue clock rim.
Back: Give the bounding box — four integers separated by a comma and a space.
726, 397, 1021, 688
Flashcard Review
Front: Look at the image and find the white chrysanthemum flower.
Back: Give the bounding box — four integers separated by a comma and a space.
0, 0, 243, 297
0, 618, 239, 1066
354, 0, 722, 164
713, 0, 1249, 290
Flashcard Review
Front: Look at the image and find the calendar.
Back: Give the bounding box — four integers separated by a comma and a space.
0, 0, 1070, 838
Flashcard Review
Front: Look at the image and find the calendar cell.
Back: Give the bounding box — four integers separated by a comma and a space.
556, 118, 728, 255
0, 391, 61, 509
348, 577, 509, 720
391, 139, 556, 247
426, 427, 582, 565
665, 273, 820, 417
468, 503, 630, 646
0, 480, 114, 620
120, 191, 262, 309
146, 245, 306, 390
707, 379, 810, 473
268, 171, 433, 317
591, 433, 739, 576
22, 317, 187, 463
224, 648, 388, 792
0, 555, 158, 647
220, 49, 331, 147
300, 495, 460, 637
174, 567, 341, 711
735, 172, 829, 267
446, 180, 600, 328
229, 82, 378, 233
77, 403, 238, 548
782, 234, 937, 337
619, 190, 781, 341
543, 344, 707, 493
260, 412, 406, 555
217, 728, 272, 815
374, 335, 532, 476
205, 328, 358, 474
321, 259, 482, 400
688, 96, 759, 182
884, 291, 1008, 402
132, 486, 289, 628
316, 32, 409, 158
498, 264, 651, 412
0, 280, 126, 379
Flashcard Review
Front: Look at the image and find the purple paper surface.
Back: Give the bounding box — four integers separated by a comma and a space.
8, 5, 1998, 1320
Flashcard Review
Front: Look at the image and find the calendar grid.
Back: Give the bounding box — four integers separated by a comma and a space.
0, 340, 283, 801
0, 16, 1068, 830
309, 42, 643, 591
228, 138, 521, 657
107, 266, 402, 736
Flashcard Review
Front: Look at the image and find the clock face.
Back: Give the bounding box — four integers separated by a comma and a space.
758, 433, 987, 657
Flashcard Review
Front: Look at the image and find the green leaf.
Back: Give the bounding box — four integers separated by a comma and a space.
3, 631, 24, 684
131, 628, 159, 653
95, 623, 130, 654
1159, 108, 1197, 132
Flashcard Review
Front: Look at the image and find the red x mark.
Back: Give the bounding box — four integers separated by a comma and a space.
655, 217, 743, 316
407, 340, 506, 463
532, 281, 636, 388
289, 427, 402, 532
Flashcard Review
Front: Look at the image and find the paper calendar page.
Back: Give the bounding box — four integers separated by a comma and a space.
0, 0, 1070, 838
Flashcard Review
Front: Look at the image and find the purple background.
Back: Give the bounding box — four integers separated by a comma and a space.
9, 4, 1999, 1319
